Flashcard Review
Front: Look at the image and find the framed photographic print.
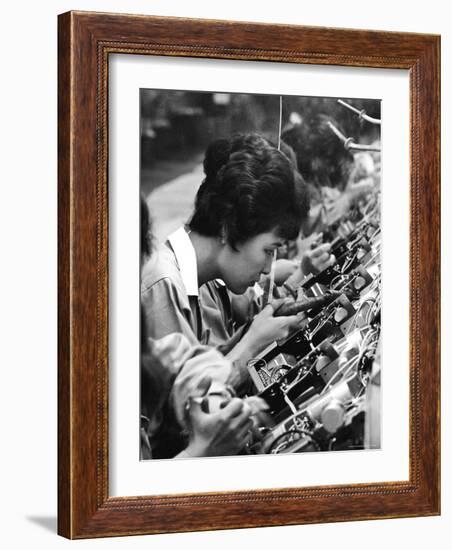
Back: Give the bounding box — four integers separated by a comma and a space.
58, 11, 440, 538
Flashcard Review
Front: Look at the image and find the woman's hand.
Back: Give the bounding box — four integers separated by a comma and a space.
183, 376, 259, 457
300, 242, 336, 275
226, 298, 306, 390
346, 177, 374, 203
244, 299, 305, 355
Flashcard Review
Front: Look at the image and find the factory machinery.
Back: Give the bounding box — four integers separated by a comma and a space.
247, 192, 382, 455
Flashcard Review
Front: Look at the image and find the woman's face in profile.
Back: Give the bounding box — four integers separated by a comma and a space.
217, 229, 282, 294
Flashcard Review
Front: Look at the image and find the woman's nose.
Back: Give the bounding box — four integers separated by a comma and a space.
261, 255, 273, 275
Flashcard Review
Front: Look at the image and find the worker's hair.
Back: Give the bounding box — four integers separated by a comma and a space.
189, 133, 309, 249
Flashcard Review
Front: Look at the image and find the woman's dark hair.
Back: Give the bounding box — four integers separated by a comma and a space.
282, 114, 354, 190
141, 195, 152, 259
189, 133, 309, 249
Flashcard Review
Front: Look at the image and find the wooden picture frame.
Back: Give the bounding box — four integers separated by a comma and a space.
58, 10, 440, 539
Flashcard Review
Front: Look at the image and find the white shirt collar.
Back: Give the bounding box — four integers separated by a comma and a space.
167, 226, 199, 297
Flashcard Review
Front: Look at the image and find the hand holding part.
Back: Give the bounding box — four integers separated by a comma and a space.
185, 393, 256, 457
272, 291, 342, 317
246, 298, 306, 352
301, 242, 336, 275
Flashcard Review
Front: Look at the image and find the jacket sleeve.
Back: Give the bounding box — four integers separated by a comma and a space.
170, 344, 232, 428
146, 332, 232, 431
141, 276, 199, 346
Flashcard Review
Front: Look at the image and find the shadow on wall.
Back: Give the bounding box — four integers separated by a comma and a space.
26, 516, 57, 534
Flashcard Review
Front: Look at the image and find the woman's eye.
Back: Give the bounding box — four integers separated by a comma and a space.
265, 249, 274, 257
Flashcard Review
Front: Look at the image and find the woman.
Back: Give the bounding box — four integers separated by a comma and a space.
282, 114, 376, 230
141, 134, 307, 395
141, 315, 264, 459
140, 197, 266, 458
197, 135, 336, 330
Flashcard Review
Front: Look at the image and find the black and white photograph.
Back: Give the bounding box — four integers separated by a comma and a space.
0, 0, 445, 544
139, 89, 382, 460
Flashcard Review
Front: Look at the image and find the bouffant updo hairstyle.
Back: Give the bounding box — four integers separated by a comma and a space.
282, 114, 353, 190
189, 133, 309, 250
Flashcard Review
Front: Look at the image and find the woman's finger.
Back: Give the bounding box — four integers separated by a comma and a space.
233, 417, 255, 438
310, 243, 331, 257
326, 254, 336, 268
279, 314, 304, 331
220, 398, 244, 419
317, 251, 331, 264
